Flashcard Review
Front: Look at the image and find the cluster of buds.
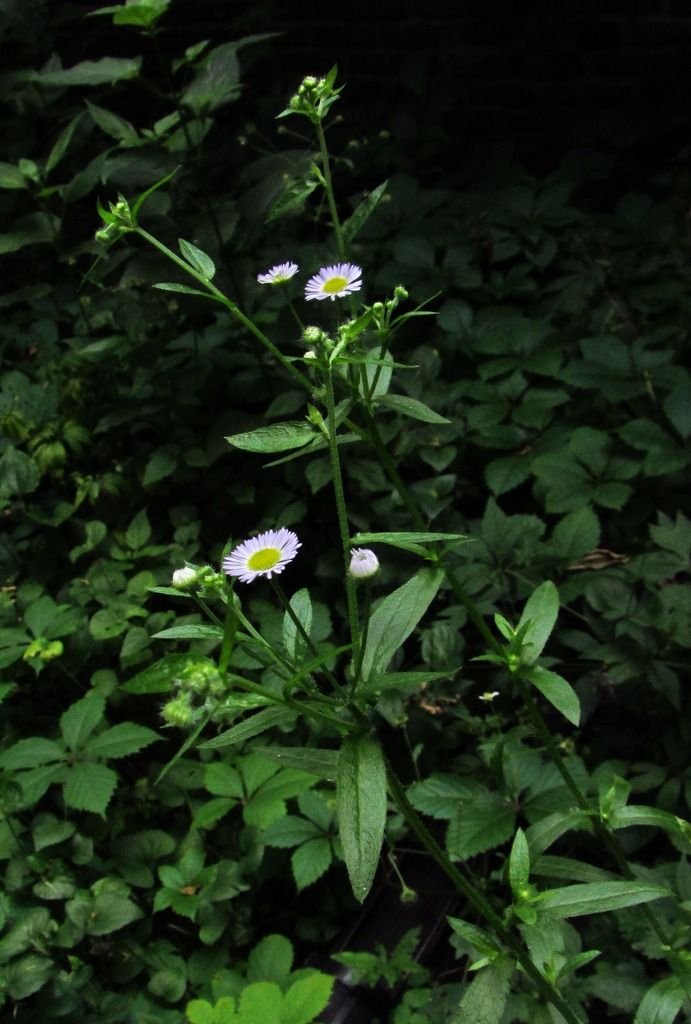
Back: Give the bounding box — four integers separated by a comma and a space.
171, 564, 225, 599
94, 195, 135, 246
369, 286, 409, 332
280, 68, 343, 126
161, 658, 225, 729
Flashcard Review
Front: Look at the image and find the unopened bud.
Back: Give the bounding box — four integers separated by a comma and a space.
349, 548, 379, 579
172, 567, 198, 590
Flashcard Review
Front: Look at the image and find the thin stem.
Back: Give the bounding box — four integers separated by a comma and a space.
351, 578, 371, 694
386, 765, 585, 1024
315, 119, 345, 258
134, 227, 311, 392
325, 364, 361, 670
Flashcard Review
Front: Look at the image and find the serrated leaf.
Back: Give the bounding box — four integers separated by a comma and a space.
83, 722, 160, 759
238, 981, 283, 1022
454, 958, 514, 1024
179, 237, 216, 280
60, 692, 106, 751
359, 568, 444, 683
0, 738, 65, 770
525, 666, 581, 727
226, 422, 317, 453
199, 707, 295, 750
263, 815, 321, 848
537, 881, 669, 918
376, 394, 450, 424
447, 792, 515, 859
337, 735, 387, 902
551, 507, 600, 559
408, 774, 480, 820
247, 933, 293, 986
517, 580, 559, 665
62, 762, 118, 816
291, 837, 333, 891
283, 972, 335, 1024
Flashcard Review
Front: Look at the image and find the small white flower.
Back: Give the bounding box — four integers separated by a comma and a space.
305, 263, 362, 301
257, 262, 299, 285
223, 528, 301, 583
349, 548, 379, 579
478, 690, 500, 703
172, 567, 198, 590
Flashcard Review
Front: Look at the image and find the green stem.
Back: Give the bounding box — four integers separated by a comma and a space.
315, 119, 345, 258
325, 365, 361, 670
134, 227, 311, 392
351, 578, 371, 695
386, 765, 585, 1024
271, 578, 348, 699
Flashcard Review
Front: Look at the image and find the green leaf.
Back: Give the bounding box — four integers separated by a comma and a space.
62, 762, 118, 816
226, 422, 317, 453
32, 814, 76, 851
508, 828, 530, 898
337, 735, 387, 902
350, 531, 467, 558
126, 507, 151, 549
283, 973, 335, 1024
263, 815, 321, 848
60, 692, 106, 751
342, 180, 388, 244
5, 953, 54, 1000
358, 670, 452, 701
517, 580, 559, 665
123, 653, 215, 693
86, 884, 143, 935
610, 806, 691, 848
0, 445, 40, 492
46, 112, 83, 174
0, 738, 65, 770
153, 281, 212, 296
537, 881, 670, 918
524, 666, 581, 727
179, 238, 216, 280
153, 624, 224, 641
22, 57, 142, 87
253, 746, 339, 780
359, 568, 444, 683
633, 976, 687, 1024
408, 774, 480, 820
283, 588, 312, 661
86, 100, 138, 142
663, 383, 691, 440
375, 394, 450, 424
0, 161, 27, 189
186, 1000, 216, 1024
454, 958, 515, 1024
84, 722, 160, 760
199, 707, 295, 750
447, 791, 515, 860
551, 507, 601, 559
292, 837, 333, 891
238, 981, 283, 1022
247, 933, 293, 986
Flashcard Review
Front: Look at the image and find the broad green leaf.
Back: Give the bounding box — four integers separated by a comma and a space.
633, 976, 687, 1024
454, 957, 514, 1024
447, 792, 515, 860
359, 568, 444, 683
508, 828, 530, 897
408, 774, 480, 820
153, 624, 224, 641
551, 507, 600, 559
283, 588, 312, 661
199, 707, 295, 750
62, 762, 118, 816
238, 981, 283, 1022
0, 213, 58, 255
126, 507, 151, 548
262, 815, 321, 848
22, 57, 142, 87
179, 237, 216, 280
226, 422, 317, 453
351, 531, 467, 558
524, 666, 580, 727
60, 692, 106, 751
86, 885, 143, 935
342, 179, 388, 244
0, 738, 65, 770
5, 953, 53, 1000
84, 722, 160, 760
283, 972, 335, 1024
32, 814, 76, 851
247, 933, 293, 986
292, 837, 332, 891
537, 881, 669, 918
517, 580, 559, 665
337, 735, 387, 902
186, 1001, 217, 1024
610, 806, 691, 848
663, 383, 691, 440
375, 394, 450, 424
0, 161, 27, 189
254, 746, 339, 780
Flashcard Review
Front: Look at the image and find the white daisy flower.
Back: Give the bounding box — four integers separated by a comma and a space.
305, 262, 362, 301
349, 548, 379, 579
257, 262, 299, 285
223, 528, 301, 583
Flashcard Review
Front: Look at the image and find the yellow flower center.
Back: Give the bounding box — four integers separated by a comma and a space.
322, 275, 347, 294
247, 547, 281, 571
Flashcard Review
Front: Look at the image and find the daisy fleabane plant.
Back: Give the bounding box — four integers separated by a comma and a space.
223, 528, 301, 583
257, 262, 299, 285
305, 263, 362, 301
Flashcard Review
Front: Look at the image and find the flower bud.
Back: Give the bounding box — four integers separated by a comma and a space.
394, 285, 409, 300
349, 548, 379, 579
172, 567, 198, 590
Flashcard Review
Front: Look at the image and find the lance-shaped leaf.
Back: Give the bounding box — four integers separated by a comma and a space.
337, 736, 387, 902
359, 568, 443, 683
199, 707, 295, 750
524, 666, 580, 727
226, 422, 318, 454
536, 880, 669, 918
516, 580, 560, 665
375, 394, 450, 425
342, 179, 388, 244
178, 238, 216, 280
351, 530, 468, 558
